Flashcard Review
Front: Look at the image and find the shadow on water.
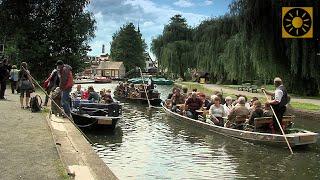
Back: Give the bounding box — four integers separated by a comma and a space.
81, 83, 320, 179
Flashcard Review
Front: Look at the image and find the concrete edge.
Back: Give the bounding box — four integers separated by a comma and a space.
45, 113, 118, 180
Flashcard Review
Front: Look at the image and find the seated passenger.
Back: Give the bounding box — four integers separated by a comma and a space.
223, 96, 233, 116
263, 103, 273, 117
82, 88, 89, 99
185, 92, 203, 120
228, 97, 250, 124
87, 86, 100, 103
167, 87, 178, 99
248, 100, 264, 125
101, 89, 114, 104
72, 84, 83, 99
209, 96, 226, 126
171, 89, 186, 112
198, 93, 211, 110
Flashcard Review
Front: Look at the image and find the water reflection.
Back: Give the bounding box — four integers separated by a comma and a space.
81, 83, 320, 179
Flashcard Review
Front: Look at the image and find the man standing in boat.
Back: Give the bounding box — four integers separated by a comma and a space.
262, 77, 289, 131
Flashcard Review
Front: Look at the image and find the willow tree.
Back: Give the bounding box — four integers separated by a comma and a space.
151, 14, 194, 80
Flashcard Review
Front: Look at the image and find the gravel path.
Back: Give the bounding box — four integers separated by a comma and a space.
0, 91, 62, 179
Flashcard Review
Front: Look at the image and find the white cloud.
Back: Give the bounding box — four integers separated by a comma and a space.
204, 0, 213, 6
173, 0, 194, 8
87, 0, 208, 56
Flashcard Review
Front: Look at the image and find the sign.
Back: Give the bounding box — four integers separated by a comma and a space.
282, 7, 313, 38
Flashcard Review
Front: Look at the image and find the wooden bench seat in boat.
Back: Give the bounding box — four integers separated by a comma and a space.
254, 115, 294, 132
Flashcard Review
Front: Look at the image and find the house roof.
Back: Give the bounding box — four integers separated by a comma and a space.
97, 61, 124, 70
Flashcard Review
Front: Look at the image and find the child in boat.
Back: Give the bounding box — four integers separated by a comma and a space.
72, 84, 83, 99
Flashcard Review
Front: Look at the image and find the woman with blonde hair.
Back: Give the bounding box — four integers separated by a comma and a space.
18, 62, 35, 108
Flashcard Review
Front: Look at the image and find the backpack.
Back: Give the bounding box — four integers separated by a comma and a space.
30, 95, 42, 112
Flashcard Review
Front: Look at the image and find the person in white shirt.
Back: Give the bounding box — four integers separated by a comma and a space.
223, 96, 233, 116
261, 77, 289, 131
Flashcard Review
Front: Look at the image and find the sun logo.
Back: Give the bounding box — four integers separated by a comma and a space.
282, 7, 313, 38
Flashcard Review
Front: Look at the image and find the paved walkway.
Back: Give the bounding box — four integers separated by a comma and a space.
0, 91, 62, 179
204, 83, 320, 106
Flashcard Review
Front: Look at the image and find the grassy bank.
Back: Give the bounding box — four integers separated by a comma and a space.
176, 82, 320, 112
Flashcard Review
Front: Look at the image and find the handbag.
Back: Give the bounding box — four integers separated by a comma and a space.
19, 79, 34, 90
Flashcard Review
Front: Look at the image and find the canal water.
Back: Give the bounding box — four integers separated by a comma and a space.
78, 83, 320, 179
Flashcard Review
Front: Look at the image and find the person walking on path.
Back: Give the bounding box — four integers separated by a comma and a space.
56, 60, 73, 117
43, 68, 60, 106
261, 77, 289, 131
0, 58, 11, 99
18, 62, 35, 109
9, 65, 19, 94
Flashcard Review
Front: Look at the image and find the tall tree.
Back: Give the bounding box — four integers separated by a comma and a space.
0, 0, 95, 80
110, 23, 146, 71
151, 14, 193, 80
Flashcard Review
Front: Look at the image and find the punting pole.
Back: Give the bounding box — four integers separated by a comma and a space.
138, 67, 152, 108
262, 90, 293, 154
22, 67, 94, 144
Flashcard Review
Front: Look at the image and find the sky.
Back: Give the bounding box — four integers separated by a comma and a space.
87, 0, 233, 58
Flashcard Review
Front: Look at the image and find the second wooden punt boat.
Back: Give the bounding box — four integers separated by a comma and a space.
113, 94, 162, 106
161, 103, 318, 147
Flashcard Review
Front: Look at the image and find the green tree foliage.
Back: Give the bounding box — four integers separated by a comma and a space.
152, 1, 320, 96
151, 14, 194, 80
110, 23, 146, 71
0, 0, 95, 80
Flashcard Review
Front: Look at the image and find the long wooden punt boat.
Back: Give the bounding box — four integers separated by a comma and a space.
161, 103, 318, 147
71, 101, 122, 130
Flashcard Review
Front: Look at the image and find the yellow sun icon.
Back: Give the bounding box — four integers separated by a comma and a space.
282, 7, 313, 38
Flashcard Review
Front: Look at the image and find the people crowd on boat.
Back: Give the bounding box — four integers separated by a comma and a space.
114, 81, 160, 99
165, 77, 291, 133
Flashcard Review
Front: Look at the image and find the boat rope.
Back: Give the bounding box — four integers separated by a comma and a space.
76, 119, 99, 128
22, 66, 94, 145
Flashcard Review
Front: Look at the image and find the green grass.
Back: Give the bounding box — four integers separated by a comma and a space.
290, 102, 320, 111
55, 159, 70, 180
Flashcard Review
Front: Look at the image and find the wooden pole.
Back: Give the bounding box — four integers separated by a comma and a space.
262, 90, 293, 154
138, 67, 151, 108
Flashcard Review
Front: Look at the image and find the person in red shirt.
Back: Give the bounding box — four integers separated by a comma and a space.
56, 60, 73, 117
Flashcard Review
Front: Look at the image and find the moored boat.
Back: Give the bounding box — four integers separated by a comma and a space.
161, 103, 318, 147
128, 77, 173, 85
113, 93, 162, 106
71, 101, 122, 130
94, 76, 112, 83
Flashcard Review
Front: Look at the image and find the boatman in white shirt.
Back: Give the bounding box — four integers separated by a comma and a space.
261, 77, 289, 131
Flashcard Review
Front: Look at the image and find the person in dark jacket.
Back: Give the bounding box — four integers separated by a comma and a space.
0, 59, 10, 99
44, 68, 60, 106
248, 100, 264, 125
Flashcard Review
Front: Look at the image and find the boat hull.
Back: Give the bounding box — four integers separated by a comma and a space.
71, 112, 119, 130
161, 103, 318, 147
114, 95, 162, 106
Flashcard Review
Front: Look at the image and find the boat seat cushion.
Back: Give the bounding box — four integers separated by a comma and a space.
79, 103, 121, 117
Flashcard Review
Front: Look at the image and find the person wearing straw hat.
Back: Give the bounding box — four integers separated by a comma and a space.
261, 77, 289, 131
